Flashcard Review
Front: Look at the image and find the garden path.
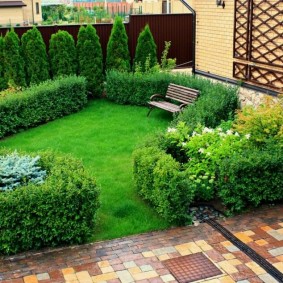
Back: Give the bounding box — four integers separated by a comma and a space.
1, 204, 283, 283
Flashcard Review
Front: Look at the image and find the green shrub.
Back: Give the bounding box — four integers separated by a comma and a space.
3, 28, 26, 87
0, 151, 46, 191
21, 26, 50, 85
0, 76, 87, 138
0, 149, 100, 255
134, 24, 157, 72
133, 146, 194, 224
218, 145, 283, 213
77, 25, 103, 97
0, 36, 8, 91
49, 30, 77, 77
106, 16, 131, 72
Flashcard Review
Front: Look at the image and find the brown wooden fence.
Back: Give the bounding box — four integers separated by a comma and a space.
0, 14, 193, 67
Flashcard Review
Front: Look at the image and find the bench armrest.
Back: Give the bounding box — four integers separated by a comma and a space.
179, 103, 188, 110
149, 94, 165, 101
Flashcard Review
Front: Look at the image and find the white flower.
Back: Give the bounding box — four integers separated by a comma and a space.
192, 131, 197, 137
206, 152, 211, 156
181, 142, 187, 147
167, 127, 177, 133
202, 127, 213, 134
198, 148, 205, 154
245, 133, 251, 139
234, 132, 240, 137
226, 129, 233, 135
217, 127, 223, 132
219, 132, 226, 137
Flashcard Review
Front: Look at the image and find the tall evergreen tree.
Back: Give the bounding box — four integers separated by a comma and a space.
21, 26, 50, 86
77, 25, 103, 97
134, 24, 157, 72
49, 30, 77, 77
106, 16, 130, 72
0, 36, 8, 91
3, 29, 26, 87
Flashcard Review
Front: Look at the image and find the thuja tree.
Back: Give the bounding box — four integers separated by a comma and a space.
77, 25, 103, 97
3, 29, 26, 87
134, 24, 157, 72
21, 27, 50, 86
0, 36, 8, 91
49, 30, 77, 77
106, 16, 130, 72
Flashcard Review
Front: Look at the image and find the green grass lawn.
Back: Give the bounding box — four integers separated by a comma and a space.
0, 99, 172, 241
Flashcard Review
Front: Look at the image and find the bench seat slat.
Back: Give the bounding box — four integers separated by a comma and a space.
149, 101, 180, 113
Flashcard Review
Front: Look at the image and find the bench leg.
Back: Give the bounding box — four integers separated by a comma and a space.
147, 106, 154, 117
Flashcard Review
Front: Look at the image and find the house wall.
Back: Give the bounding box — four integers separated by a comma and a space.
194, 0, 234, 79
23, 0, 42, 24
0, 7, 24, 25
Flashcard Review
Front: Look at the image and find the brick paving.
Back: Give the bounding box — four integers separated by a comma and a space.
0, 204, 283, 283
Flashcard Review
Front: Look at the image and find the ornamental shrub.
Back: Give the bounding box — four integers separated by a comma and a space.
0, 151, 46, 191
0, 36, 8, 91
21, 26, 50, 86
106, 16, 131, 72
0, 149, 100, 255
49, 30, 77, 77
133, 146, 194, 224
233, 96, 283, 147
3, 28, 26, 87
77, 25, 103, 97
0, 75, 87, 138
218, 145, 283, 213
134, 24, 157, 72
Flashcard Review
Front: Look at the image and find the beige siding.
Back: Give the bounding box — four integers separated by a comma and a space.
23, 0, 42, 24
0, 7, 24, 25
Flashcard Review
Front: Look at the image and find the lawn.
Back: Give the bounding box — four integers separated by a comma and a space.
0, 99, 172, 241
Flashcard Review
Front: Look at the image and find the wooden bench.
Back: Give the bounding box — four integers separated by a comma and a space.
147, 83, 199, 116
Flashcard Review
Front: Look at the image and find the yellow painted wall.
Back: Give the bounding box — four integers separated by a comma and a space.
0, 7, 24, 25
23, 0, 42, 24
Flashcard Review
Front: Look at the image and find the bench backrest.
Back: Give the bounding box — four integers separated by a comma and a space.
166, 83, 199, 104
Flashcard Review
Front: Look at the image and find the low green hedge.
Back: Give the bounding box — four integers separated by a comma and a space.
0, 149, 100, 255
133, 146, 194, 224
218, 146, 283, 213
0, 75, 87, 138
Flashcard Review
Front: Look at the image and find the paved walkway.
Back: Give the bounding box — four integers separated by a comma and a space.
1, 204, 283, 283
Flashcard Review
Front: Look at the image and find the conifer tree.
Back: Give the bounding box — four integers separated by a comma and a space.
3, 29, 26, 87
134, 24, 157, 72
49, 30, 77, 77
106, 16, 130, 72
0, 36, 8, 91
77, 25, 103, 97
21, 26, 50, 86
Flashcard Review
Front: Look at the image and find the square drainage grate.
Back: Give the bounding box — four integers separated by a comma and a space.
163, 253, 222, 283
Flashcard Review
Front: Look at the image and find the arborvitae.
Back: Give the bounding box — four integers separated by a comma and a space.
134, 25, 157, 72
77, 25, 103, 97
0, 36, 8, 91
21, 27, 50, 86
106, 16, 130, 72
49, 30, 77, 77
3, 29, 26, 87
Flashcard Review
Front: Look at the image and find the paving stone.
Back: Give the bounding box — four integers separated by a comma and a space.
254, 240, 268, 246
101, 266, 114, 273
36, 273, 50, 281
267, 230, 283, 241
132, 271, 159, 281
160, 274, 175, 282
64, 273, 77, 282
158, 254, 170, 261
219, 275, 235, 283
272, 261, 283, 272
140, 265, 153, 272
236, 280, 250, 283
92, 272, 118, 282
23, 275, 38, 283
245, 262, 265, 275
142, 252, 155, 258
116, 270, 135, 283
98, 261, 110, 268
152, 247, 176, 256
258, 273, 278, 283
268, 247, 283, 257
123, 261, 136, 268
227, 259, 242, 266
62, 268, 75, 275
223, 253, 236, 260
218, 260, 238, 274
226, 245, 240, 253
128, 267, 141, 275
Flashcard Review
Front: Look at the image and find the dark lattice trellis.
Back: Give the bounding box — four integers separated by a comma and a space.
233, 0, 283, 91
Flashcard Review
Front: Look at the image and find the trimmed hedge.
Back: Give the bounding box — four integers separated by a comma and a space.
218, 146, 283, 213
0, 149, 100, 255
0, 75, 87, 138
133, 146, 194, 224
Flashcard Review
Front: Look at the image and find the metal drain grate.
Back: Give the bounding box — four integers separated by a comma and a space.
206, 218, 283, 283
163, 253, 222, 283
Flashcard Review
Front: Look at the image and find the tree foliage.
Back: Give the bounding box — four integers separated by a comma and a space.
3, 29, 26, 87
106, 16, 130, 72
77, 25, 103, 97
0, 36, 8, 91
134, 24, 157, 72
49, 30, 77, 77
21, 26, 50, 86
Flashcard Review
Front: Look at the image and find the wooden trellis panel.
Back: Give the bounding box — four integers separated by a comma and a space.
233, 0, 283, 91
